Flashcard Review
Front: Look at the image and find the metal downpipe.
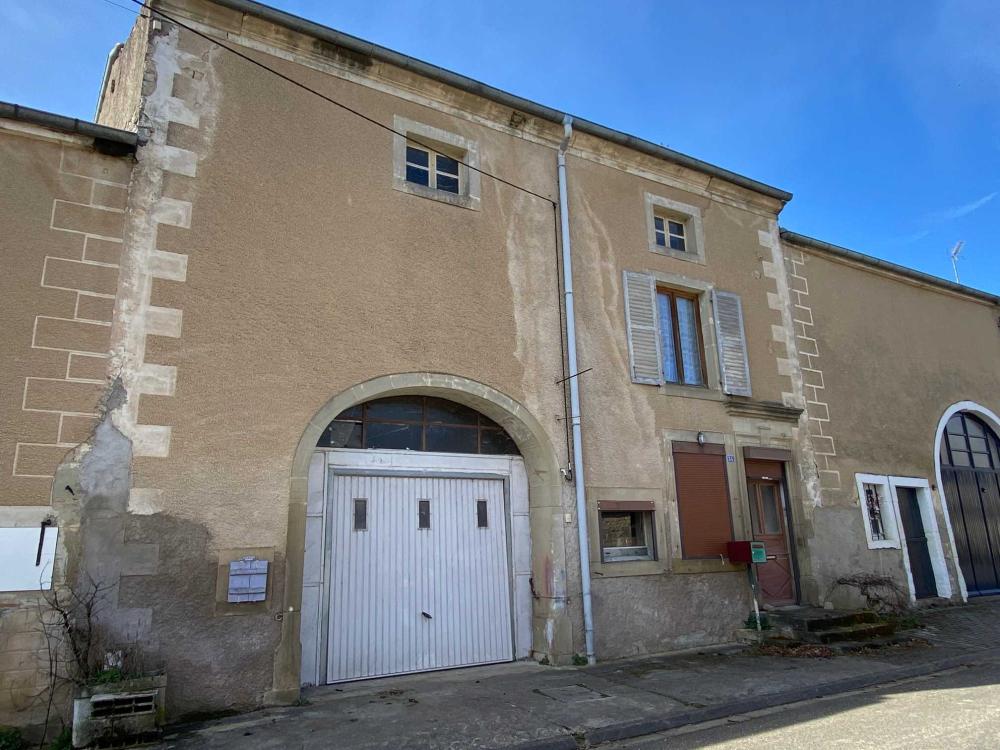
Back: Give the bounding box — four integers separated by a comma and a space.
557, 116, 595, 664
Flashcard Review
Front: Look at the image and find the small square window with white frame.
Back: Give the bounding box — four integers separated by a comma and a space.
405, 143, 462, 194
653, 215, 687, 252
644, 193, 705, 264
854, 473, 900, 549
393, 116, 481, 210
600, 510, 656, 562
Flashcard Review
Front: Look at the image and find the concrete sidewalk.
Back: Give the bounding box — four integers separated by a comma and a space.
160, 599, 1000, 750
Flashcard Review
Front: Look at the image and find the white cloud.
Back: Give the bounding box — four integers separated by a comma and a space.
930, 191, 997, 222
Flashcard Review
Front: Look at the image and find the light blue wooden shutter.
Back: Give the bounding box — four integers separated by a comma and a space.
623, 271, 663, 384
712, 289, 751, 396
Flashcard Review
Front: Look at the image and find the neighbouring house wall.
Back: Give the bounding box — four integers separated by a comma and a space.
783, 239, 1000, 605
0, 122, 132, 728
96, 12, 150, 133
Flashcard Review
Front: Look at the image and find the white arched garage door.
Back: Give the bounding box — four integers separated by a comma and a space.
299, 396, 532, 685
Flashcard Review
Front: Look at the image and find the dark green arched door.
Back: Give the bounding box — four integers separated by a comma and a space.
940, 412, 1000, 596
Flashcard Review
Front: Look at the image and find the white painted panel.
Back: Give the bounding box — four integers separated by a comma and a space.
326, 474, 512, 682
307, 451, 325, 515
299, 584, 322, 686
302, 513, 325, 585
0, 527, 58, 591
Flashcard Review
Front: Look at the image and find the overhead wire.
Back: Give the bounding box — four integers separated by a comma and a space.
98, 0, 557, 205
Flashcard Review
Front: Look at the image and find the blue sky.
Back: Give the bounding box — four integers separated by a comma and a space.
3, 0, 997, 293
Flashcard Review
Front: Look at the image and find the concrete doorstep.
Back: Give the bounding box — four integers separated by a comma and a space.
160, 601, 1000, 750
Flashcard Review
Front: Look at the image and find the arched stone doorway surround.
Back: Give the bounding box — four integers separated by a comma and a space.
267, 373, 572, 702
932, 400, 1000, 603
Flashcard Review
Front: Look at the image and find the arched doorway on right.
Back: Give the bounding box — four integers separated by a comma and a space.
939, 410, 1000, 596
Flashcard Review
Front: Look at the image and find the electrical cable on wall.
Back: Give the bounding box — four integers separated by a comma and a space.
98, 0, 557, 206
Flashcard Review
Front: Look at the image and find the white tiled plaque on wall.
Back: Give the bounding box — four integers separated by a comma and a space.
0, 526, 58, 592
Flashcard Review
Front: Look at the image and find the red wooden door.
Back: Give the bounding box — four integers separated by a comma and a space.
747, 476, 796, 605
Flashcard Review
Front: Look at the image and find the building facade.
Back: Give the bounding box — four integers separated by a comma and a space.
1, 0, 998, 727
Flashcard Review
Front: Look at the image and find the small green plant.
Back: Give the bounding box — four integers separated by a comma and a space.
46, 727, 71, 750
0, 725, 26, 750
571, 653, 588, 666
744, 612, 772, 630
537, 655, 550, 666
90, 667, 125, 685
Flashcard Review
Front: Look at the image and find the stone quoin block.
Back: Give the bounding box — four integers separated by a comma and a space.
13, 443, 71, 477
33, 316, 111, 354
91, 182, 129, 210
51, 201, 125, 238
810, 435, 837, 456
83, 237, 123, 265
67, 353, 109, 381
60, 147, 133, 185
23, 378, 104, 415
43, 257, 120, 295
59, 414, 100, 444
76, 294, 116, 323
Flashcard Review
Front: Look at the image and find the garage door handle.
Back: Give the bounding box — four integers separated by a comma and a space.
421, 611, 432, 619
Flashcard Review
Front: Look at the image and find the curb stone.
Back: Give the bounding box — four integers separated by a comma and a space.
506, 651, 991, 750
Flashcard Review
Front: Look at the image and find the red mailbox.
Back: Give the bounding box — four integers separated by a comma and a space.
727, 540, 753, 563
727, 540, 767, 564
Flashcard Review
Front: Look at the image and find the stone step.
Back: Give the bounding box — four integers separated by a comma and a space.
768, 608, 881, 635
805, 622, 897, 644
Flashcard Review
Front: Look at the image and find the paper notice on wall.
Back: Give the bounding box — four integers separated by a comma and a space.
0, 526, 58, 592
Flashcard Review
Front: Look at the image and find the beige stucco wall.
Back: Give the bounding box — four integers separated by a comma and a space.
785, 240, 1000, 604
80, 0, 812, 716
53, 0, 997, 724
91, 6, 581, 719
565, 148, 806, 656
0, 123, 131, 727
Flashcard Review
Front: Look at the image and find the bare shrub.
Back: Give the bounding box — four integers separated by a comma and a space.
833, 573, 909, 614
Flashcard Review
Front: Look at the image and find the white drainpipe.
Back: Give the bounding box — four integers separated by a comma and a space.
95, 43, 124, 121
557, 116, 595, 664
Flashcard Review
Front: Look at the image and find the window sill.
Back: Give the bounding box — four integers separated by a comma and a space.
649, 246, 706, 266
671, 558, 744, 574
658, 383, 724, 402
591, 559, 667, 578
393, 178, 480, 211
866, 540, 901, 551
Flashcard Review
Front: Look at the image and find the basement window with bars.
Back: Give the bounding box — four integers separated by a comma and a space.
855, 474, 900, 550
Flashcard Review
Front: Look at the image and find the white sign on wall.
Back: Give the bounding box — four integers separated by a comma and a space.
0, 526, 58, 592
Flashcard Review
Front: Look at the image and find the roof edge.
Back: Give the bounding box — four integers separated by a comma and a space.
780, 229, 1000, 306
203, 0, 793, 203
0, 101, 138, 153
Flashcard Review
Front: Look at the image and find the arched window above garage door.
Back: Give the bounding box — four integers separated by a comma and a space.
940, 412, 1000, 470
316, 395, 521, 455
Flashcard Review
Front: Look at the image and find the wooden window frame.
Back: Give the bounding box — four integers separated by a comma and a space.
656, 287, 708, 387
404, 141, 463, 195
653, 214, 687, 252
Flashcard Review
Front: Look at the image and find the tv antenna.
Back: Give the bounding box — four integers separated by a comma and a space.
949, 241, 965, 283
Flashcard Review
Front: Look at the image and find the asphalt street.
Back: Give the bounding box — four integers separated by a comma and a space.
611, 660, 1000, 750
